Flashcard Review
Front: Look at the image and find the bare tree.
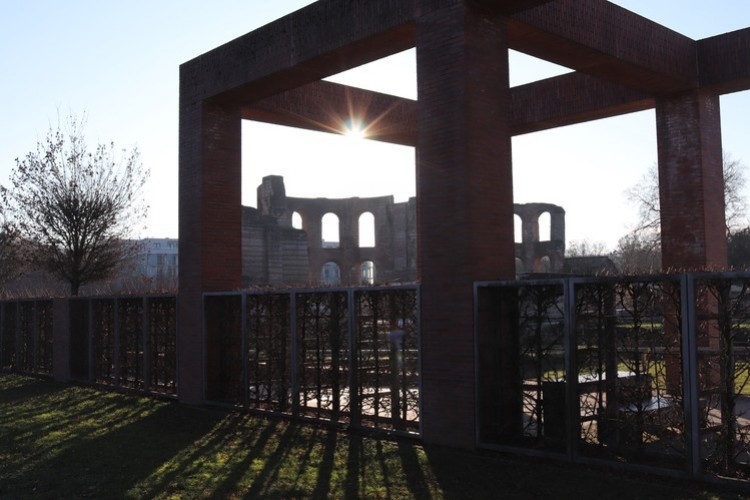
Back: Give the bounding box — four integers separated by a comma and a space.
566, 239, 608, 257
2, 115, 149, 295
626, 154, 748, 237
0, 210, 20, 284
612, 230, 661, 274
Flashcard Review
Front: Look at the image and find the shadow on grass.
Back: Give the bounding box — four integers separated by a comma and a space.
3, 374, 746, 499
0, 373, 67, 405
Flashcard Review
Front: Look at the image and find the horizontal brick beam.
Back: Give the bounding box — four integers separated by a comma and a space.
244, 72, 652, 144
242, 81, 417, 146
481, 0, 554, 15
193, 0, 746, 136
509, 0, 698, 94
510, 72, 653, 134
180, 0, 415, 104
182, 0, 710, 106
698, 28, 750, 94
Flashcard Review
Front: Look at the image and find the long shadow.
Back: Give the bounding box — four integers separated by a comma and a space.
208, 415, 282, 496
0, 374, 67, 405
375, 439, 393, 496
397, 439, 432, 498
129, 408, 253, 497
2, 400, 224, 498
344, 433, 362, 499
243, 420, 304, 497
310, 428, 337, 500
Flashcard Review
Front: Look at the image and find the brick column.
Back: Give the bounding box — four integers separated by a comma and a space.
178, 98, 242, 405
656, 90, 727, 271
656, 90, 726, 390
416, 2, 515, 448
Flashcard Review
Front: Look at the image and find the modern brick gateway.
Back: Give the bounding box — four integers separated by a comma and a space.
178, 0, 750, 449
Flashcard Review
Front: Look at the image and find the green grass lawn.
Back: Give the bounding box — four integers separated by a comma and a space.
0, 374, 746, 499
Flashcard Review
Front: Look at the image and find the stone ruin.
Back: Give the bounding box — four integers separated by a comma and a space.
244, 175, 593, 286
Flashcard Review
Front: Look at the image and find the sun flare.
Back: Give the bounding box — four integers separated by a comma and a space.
344, 118, 367, 140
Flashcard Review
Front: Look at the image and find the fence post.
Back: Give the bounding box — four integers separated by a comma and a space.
241, 293, 248, 408
14, 302, 22, 373
52, 298, 71, 381
30, 302, 39, 373
113, 299, 121, 387
0, 302, 4, 370
681, 273, 701, 476
290, 292, 299, 416
88, 300, 95, 384
348, 289, 359, 427
142, 297, 151, 392
564, 278, 578, 462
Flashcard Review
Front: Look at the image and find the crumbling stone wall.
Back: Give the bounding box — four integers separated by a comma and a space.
247, 176, 416, 286
246, 176, 564, 284
514, 203, 566, 274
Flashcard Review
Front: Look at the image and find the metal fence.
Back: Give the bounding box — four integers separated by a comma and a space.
0, 300, 54, 375
476, 273, 750, 481
204, 286, 421, 435
69, 295, 177, 396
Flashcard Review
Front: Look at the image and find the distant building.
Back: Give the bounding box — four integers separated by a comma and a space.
130, 238, 178, 285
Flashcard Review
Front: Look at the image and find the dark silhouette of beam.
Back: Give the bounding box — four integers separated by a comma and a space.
243, 73, 652, 145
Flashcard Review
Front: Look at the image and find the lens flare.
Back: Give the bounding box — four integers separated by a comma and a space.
344, 118, 367, 139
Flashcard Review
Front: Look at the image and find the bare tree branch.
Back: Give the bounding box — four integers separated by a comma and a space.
3, 114, 149, 295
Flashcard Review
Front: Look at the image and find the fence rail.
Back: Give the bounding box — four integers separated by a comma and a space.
204, 286, 421, 435
476, 273, 750, 482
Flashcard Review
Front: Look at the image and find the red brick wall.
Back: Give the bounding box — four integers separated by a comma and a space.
177, 100, 242, 404
656, 90, 727, 271
416, 2, 515, 447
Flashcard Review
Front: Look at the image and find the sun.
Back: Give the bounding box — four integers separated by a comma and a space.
344, 118, 367, 140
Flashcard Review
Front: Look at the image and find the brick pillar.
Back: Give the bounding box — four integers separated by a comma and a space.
178, 98, 242, 405
656, 90, 727, 391
416, 2, 515, 448
656, 90, 727, 271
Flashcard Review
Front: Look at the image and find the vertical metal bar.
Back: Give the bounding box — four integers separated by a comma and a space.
415, 285, 423, 437
142, 297, 151, 393
14, 302, 21, 372
348, 288, 359, 427
201, 294, 207, 403
681, 273, 701, 476
0, 302, 4, 369
113, 299, 121, 387
290, 291, 299, 416
88, 299, 95, 384
241, 293, 249, 408
565, 278, 578, 462
30, 302, 39, 373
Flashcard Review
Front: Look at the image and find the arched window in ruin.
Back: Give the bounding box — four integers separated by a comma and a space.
538, 212, 551, 242
292, 211, 303, 230
360, 260, 375, 284
322, 212, 340, 248
359, 212, 375, 248
515, 258, 524, 275
539, 255, 552, 273
514, 214, 523, 243
321, 261, 341, 285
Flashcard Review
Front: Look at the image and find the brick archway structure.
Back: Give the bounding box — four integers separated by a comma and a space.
179, 0, 750, 448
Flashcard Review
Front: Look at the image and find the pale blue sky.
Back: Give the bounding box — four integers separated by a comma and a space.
1, 1, 748, 250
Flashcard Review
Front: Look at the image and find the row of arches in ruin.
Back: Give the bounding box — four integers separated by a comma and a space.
321, 260, 375, 286
291, 211, 376, 248
291, 207, 562, 247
